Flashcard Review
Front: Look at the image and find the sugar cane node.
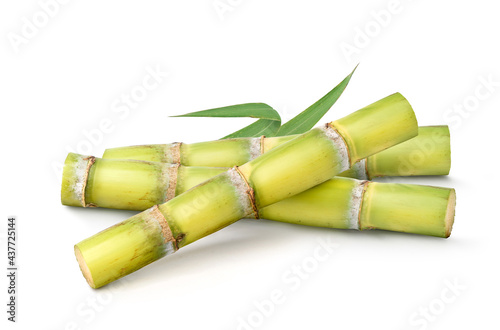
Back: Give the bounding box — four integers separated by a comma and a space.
61, 154, 99, 208
149, 204, 177, 246
321, 123, 351, 168
363, 159, 370, 180
168, 142, 182, 163
81, 156, 96, 207
165, 163, 180, 201
260, 135, 266, 156
248, 137, 262, 160
233, 166, 260, 219
348, 159, 369, 180
353, 180, 369, 230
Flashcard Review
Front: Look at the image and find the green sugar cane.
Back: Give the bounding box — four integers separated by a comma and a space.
73, 93, 418, 288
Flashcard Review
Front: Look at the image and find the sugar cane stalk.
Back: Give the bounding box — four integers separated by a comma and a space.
102, 126, 450, 179
62, 126, 449, 211
102, 133, 297, 167
259, 177, 455, 238
63, 154, 455, 237
364, 125, 450, 178
73, 93, 418, 288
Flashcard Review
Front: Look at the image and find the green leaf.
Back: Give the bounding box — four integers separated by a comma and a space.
273, 65, 358, 136
173, 103, 282, 138
221, 118, 281, 139
172, 103, 281, 121
172, 65, 357, 139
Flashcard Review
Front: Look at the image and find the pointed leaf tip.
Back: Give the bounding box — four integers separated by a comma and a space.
274, 66, 357, 136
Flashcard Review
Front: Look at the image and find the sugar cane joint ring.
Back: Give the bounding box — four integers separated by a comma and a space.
249, 136, 264, 160
169, 142, 182, 164
165, 163, 180, 201
364, 158, 370, 180
233, 166, 260, 219
81, 156, 97, 208
148, 204, 178, 248
319, 123, 351, 174
355, 180, 370, 230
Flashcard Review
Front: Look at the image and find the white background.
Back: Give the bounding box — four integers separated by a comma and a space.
1, 1, 499, 329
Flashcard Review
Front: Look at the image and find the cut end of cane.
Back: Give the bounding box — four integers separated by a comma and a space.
73, 207, 177, 289
444, 189, 456, 238
74, 245, 96, 289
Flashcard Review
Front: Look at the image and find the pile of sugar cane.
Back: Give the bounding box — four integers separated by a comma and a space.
62, 92, 455, 289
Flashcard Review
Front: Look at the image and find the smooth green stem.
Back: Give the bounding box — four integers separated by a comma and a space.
366, 126, 450, 178
359, 181, 455, 237
175, 166, 227, 195
260, 177, 361, 229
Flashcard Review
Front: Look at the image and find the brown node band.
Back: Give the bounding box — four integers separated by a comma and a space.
81, 156, 96, 208
326, 122, 352, 166
149, 205, 177, 249
364, 158, 371, 180
234, 166, 260, 219
165, 164, 180, 201
357, 181, 370, 230
169, 142, 182, 164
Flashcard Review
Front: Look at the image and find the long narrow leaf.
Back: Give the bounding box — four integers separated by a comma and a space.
172, 103, 281, 138
172, 103, 280, 121
172, 66, 356, 139
273, 65, 358, 136
221, 118, 281, 139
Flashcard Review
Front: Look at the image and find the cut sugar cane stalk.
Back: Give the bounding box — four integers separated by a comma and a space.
259, 177, 455, 238
102, 127, 450, 178
342, 126, 450, 179
99, 125, 449, 188
61, 127, 450, 211
62, 155, 455, 237
62, 154, 227, 210
73, 92, 418, 288
364, 125, 450, 178
102, 134, 297, 167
